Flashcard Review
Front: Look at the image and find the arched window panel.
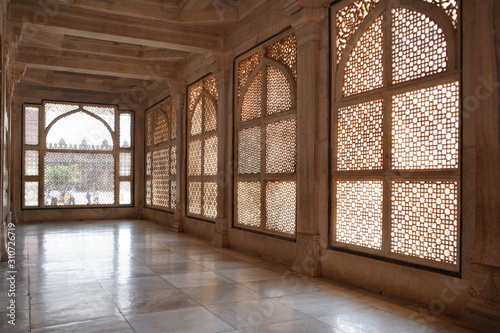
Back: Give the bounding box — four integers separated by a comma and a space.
392, 8, 448, 84
237, 52, 263, 98
83, 106, 115, 131
187, 74, 220, 220
144, 97, 177, 212
241, 69, 263, 122
46, 112, 114, 151
342, 15, 384, 97
24, 106, 39, 145
264, 34, 298, 80
44, 103, 79, 128
331, 0, 460, 271
234, 31, 297, 238
336, 0, 381, 63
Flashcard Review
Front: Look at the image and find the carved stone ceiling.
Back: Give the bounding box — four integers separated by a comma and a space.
8, 0, 259, 108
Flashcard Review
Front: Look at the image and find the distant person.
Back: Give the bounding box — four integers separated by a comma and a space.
86, 191, 91, 204
94, 191, 99, 204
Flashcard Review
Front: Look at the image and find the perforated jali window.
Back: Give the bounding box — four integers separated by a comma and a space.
22, 101, 133, 208
331, 0, 460, 270
234, 32, 297, 238
145, 98, 177, 210
187, 75, 219, 220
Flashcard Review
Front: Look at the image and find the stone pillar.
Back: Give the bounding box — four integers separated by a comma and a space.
171, 83, 185, 233
460, 0, 500, 330
287, 2, 328, 277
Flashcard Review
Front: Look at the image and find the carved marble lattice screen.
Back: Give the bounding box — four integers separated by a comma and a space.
145, 98, 177, 211
234, 32, 297, 238
187, 75, 219, 220
331, 0, 460, 270
22, 102, 134, 207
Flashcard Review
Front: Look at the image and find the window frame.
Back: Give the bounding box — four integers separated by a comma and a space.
22, 100, 134, 209
329, 0, 462, 273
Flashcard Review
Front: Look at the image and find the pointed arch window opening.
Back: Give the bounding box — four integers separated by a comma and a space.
22, 101, 134, 208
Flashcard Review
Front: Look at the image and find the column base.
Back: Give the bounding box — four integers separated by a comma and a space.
291, 233, 322, 277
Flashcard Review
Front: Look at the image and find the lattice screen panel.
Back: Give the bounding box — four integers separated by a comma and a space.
203, 182, 218, 218
241, 70, 263, 122
146, 180, 152, 205
265, 118, 297, 174
146, 152, 152, 176
392, 82, 459, 169
188, 181, 202, 215
25, 151, 39, 176
120, 153, 132, 177
204, 136, 218, 176
152, 149, 170, 207
171, 181, 177, 209
25, 182, 38, 207
44, 152, 115, 206
337, 100, 383, 170
332, 0, 460, 270
120, 181, 131, 205
343, 15, 383, 97
25, 107, 39, 145
45, 103, 79, 127
335, 180, 383, 249
265, 34, 298, 79
392, 8, 448, 84
235, 31, 297, 237
84, 106, 115, 130
170, 101, 177, 139
188, 140, 202, 176
154, 112, 169, 145
391, 181, 458, 264
187, 75, 219, 220
238, 126, 261, 175
265, 181, 296, 235
236, 181, 261, 227
267, 67, 293, 115
336, 0, 380, 63
120, 114, 132, 148
146, 111, 154, 147
171, 146, 177, 175
238, 52, 263, 98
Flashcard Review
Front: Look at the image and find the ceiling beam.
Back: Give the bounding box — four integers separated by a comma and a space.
10, 1, 224, 53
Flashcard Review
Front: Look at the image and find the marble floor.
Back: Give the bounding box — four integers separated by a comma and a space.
0, 220, 478, 333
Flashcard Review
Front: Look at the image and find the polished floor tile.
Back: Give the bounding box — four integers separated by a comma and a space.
0, 219, 480, 333
126, 306, 235, 333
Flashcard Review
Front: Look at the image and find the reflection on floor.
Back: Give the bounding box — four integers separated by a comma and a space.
0, 220, 478, 333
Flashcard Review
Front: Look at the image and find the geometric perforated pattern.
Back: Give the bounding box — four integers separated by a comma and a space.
44, 103, 79, 128
238, 126, 261, 175
343, 15, 383, 97
203, 182, 218, 219
336, 0, 380, 63
238, 52, 263, 98
332, 1, 460, 269
335, 180, 383, 250
391, 181, 458, 264
187, 75, 219, 219
188, 181, 202, 216
241, 70, 263, 122
23, 102, 132, 208
422, 0, 458, 27
25, 150, 39, 176
265, 118, 296, 174
337, 100, 383, 170
392, 8, 448, 84
267, 66, 293, 115
235, 32, 297, 237
25, 106, 39, 145
152, 149, 170, 208
266, 181, 296, 235
265, 34, 297, 79
145, 97, 177, 211
236, 181, 261, 228
392, 82, 459, 169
